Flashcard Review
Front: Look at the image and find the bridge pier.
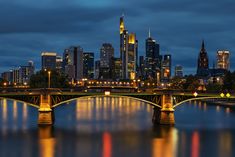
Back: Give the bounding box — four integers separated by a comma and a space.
152, 93, 175, 125
38, 94, 54, 125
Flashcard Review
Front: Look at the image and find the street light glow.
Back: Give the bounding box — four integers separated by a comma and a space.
226, 93, 231, 98
220, 93, 225, 98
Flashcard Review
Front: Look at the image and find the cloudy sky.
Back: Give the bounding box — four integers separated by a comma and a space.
0, 0, 234, 74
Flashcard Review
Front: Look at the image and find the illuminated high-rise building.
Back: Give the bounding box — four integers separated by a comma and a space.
100, 43, 114, 68
63, 46, 83, 81
120, 15, 128, 79
83, 52, 94, 79
197, 40, 209, 76
145, 29, 161, 80
41, 52, 57, 70
161, 54, 171, 82
111, 57, 122, 80
19, 61, 35, 84
100, 43, 114, 79
217, 50, 230, 70
128, 33, 138, 80
120, 15, 138, 79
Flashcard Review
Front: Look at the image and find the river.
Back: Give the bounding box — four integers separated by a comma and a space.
0, 97, 234, 157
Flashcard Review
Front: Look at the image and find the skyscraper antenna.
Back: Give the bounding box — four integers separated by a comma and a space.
202, 39, 205, 49
148, 28, 151, 38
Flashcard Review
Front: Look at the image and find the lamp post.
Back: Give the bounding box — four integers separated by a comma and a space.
48, 71, 51, 88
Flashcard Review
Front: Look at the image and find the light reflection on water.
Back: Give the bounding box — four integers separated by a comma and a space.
0, 98, 235, 157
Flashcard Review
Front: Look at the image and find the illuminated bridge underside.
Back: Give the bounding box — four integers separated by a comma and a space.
51, 94, 162, 108
173, 96, 231, 108
0, 94, 40, 108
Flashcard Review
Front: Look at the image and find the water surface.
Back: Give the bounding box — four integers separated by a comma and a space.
0, 97, 235, 157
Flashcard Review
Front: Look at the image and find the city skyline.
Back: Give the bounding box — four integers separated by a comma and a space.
0, 0, 234, 74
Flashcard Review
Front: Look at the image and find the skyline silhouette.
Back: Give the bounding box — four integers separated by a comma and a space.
0, 0, 234, 74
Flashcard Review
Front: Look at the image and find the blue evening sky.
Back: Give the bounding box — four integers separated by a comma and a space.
0, 0, 234, 74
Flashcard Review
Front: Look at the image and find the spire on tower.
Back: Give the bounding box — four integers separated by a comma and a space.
202, 39, 205, 50
148, 28, 151, 38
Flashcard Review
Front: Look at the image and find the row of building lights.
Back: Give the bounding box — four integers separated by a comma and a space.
76, 79, 169, 87
2, 82, 28, 87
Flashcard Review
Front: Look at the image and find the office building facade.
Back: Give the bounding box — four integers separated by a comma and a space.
120, 15, 138, 79
161, 54, 171, 82
217, 50, 230, 70
41, 52, 57, 70
83, 52, 94, 79
145, 30, 161, 81
63, 46, 83, 82
175, 65, 183, 78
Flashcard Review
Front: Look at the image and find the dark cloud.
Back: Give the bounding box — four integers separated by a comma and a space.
0, 0, 234, 74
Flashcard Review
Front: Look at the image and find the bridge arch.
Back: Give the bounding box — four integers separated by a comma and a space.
0, 97, 39, 108
173, 96, 221, 108
52, 95, 162, 109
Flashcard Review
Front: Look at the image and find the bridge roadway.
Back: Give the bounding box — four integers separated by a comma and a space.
0, 88, 234, 125
0, 89, 233, 106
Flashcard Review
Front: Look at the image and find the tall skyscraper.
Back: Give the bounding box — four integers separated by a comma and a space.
161, 54, 171, 82
100, 43, 114, 79
100, 43, 114, 68
175, 65, 183, 78
197, 40, 209, 76
41, 52, 57, 70
217, 50, 230, 70
63, 46, 83, 81
83, 52, 94, 79
120, 15, 128, 79
128, 33, 138, 80
145, 29, 161, 80
119, 15, 138, 79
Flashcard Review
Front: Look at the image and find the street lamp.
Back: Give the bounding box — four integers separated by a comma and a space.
48, 71, 51, 88
220, 93, 225, 98
193, 92, 198, 97
226, 93, 231, 98
3, 82, 7, 87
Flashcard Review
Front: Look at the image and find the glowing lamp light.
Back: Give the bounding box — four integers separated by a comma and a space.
220, 93, 225, 98
193, 92, 198, 97
226, 93, 231, 98
105, 91, 110, 96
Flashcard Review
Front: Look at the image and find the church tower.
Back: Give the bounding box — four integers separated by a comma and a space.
197, 40, 209, 76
